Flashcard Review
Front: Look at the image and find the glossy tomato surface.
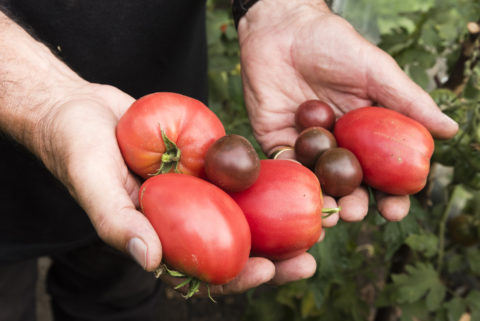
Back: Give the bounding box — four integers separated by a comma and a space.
204, 134, 260, 193
230, 159, 323, 261
139, 174, 251, 285
116, 92, 225, 179
334, 107, 434, 195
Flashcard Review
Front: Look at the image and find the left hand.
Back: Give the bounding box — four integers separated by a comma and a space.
237, 0, 458, 227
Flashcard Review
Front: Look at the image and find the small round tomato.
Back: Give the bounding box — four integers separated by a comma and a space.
116, 92, 225, 179
294, 127, 337, 168
139, 173, 251, 285
204, 134, 260, 193
295, 100, 336, 131
230, 159, 323, 261
334, 107, 434, 195
314, 148, 363, 197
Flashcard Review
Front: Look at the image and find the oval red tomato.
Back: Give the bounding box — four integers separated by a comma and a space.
334, 107, 434, 195
139, 173, 251, 285
116, 92, 225, 179
230, 159, 323, 261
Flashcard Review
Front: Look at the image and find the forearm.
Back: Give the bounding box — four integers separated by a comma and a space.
0, 10, 85, 157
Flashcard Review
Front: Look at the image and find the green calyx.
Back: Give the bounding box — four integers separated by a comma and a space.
151, 128, 181, 175
154, 264, 216, 302
322, 207, 341, 219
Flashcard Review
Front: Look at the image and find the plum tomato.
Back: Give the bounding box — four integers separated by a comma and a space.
116, 92, 225, 179
294, 127, 337, 168
139, 173, 251, 285
314, 147, 363, 197
230, 159, 323, 261
295, 100, 336, 131
334, 107, 434, 195
204, 134, 260, 193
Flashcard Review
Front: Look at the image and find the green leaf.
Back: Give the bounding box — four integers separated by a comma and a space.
445, 297, 466, 321
446, 253, 465, 274
391, 263, 446, 310
467, 249, 480, 276
383, 209, 419, 260
465, 290, 480, 321
407, 64, 430, 90
405, 233, 438, 258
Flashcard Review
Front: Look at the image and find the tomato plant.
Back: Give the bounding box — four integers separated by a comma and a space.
334, 106, 434, 195
230, 159, 323, 261
204, 134, 260, 192
116, 92, 226, 179
139, 173, 251, 285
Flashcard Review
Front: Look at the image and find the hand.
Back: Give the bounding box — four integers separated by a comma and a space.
238, 0, 458, 225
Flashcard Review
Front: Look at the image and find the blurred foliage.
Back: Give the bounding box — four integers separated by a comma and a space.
206, 0, 480, 320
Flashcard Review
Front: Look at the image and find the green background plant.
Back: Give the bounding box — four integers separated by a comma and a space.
206, 0, 480, 320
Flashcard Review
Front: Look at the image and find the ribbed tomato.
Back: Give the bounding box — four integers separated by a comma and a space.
116, 92, 225, 179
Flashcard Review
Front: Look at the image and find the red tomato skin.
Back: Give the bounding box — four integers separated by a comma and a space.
139, 174, 251, 285
334, 107, 434, 195
230, 160, 323, 261
116, 92, 226, 179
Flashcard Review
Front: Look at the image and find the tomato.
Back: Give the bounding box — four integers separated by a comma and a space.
116, 92, 225, 179
294, 127, 337, 168
139, 173, 251, 285
204, 134, 260, 193
295, 100, 336, 131
334, 107, 434, 195
230, 159, 323, 261
314, 148, 363, 197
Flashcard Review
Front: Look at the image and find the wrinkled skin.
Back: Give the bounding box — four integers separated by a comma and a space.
237, 0, 458, 281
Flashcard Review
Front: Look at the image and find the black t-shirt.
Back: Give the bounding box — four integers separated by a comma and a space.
0, 0, 208, 262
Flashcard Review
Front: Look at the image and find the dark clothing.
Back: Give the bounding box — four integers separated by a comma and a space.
0, 0, 208, 262
0, 1, 208, 319
0, 242, 163, 321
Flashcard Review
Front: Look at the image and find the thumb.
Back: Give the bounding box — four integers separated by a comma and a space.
366, 48, 458, 139
73, 168, 163, 272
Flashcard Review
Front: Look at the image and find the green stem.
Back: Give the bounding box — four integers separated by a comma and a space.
322, 207, 341, 218
151, 127, 182, 175
153, 264, 215, 302
437, 196, 454, 273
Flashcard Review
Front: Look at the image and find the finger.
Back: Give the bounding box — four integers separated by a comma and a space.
322, 194, 339, 227
209, 257, 275, 295
64, 109, 162, 271
270, 252, 317, 285
366, 47, 458, 139
337, 186, 369, 222
375, 191, 410, 221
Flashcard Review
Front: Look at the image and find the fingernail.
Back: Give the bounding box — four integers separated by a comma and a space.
127, 237, 147, 269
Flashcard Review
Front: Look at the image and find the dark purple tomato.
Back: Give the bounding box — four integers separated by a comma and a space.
294, 127, 337, 168
295, 100, 336, 131
314, 147, 363, 197
204, 134, 260, 193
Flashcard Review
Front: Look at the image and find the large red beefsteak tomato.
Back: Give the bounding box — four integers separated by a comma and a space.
116, 92, 225, 179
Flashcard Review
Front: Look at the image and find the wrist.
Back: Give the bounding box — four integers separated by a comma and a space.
0, 11, 87, 158
236, 0, 330, 39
